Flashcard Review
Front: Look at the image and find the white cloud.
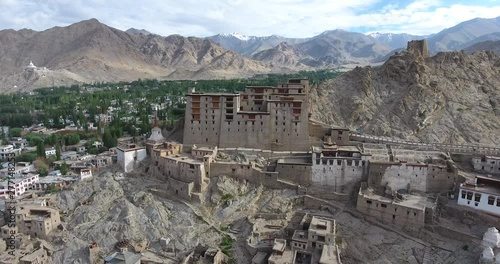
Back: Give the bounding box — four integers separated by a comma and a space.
0, 0, 498, 37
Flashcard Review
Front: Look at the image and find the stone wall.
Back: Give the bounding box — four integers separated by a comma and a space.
168, 177, 193, 200
275, 163, 312, 186
312, 157, 367, 193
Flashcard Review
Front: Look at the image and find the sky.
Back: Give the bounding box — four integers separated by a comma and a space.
0, 0, 499, 38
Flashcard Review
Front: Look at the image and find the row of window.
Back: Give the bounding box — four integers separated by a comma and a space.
461, 191, 500, 206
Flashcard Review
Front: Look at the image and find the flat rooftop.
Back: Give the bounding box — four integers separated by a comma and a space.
310, 216, 335, 235
162, 154, 203, 164
360, 186, 436, 210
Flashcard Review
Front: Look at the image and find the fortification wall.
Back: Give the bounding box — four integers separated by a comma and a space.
312, 158, 366, 193
210, 162, 261, 184
275, 163, 312, 186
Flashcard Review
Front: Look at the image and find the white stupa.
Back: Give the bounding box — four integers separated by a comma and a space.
147, 110, 164, 143
26, 61, 37, 70
483, 227, 500, 248
482, 247, 495, 262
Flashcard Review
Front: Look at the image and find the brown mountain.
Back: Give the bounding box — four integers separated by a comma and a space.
465, 40, 500, 55
251, 42, 312, 68
309, 40, 500, 145
0, 19, 271, 93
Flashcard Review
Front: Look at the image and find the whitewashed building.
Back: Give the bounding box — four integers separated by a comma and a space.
45, 147, 57, 157
458, 175, 500, 216
0, 145, 21, 160
116, 144, 147, 173
0, 173, 39, 198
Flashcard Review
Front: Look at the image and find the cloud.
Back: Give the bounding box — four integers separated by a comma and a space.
0, 0, 498, 37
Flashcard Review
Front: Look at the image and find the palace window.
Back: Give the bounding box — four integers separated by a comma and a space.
488, 196, 495, 205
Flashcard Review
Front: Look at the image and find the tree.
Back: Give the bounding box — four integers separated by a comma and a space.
10, 127, 22, 137
34, 158, 49, 176
36, 141, 46, 158
60, 162, 69, 175
55, 144, 61, 160
65, 134, 80, 145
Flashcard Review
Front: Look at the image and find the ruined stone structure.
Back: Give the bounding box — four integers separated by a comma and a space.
183, 79, 311, 151
407, 39, 429, 58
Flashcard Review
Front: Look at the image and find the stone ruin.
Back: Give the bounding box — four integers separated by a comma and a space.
407, 39, 430, 59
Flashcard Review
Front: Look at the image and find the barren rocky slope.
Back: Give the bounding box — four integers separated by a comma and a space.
310, 46, 500, 145
0, 19, 272, 93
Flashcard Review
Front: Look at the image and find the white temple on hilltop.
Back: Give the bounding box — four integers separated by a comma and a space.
26, 61, 37, 70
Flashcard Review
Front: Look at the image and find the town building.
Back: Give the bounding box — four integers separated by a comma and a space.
33, 176, 77, 191
473, 156, 500, 174
15, 205, 61, 239
267, 215, 341, 264
116, 144, 147, 173
44, 147, 56, 157
183, 79, 311, 151
458, 175, 500, 216
356, 183, 437, 228
8, 137, 28, 150
0, 174, 39, 199
0, 145, 21, 160
0, 162, 34, 178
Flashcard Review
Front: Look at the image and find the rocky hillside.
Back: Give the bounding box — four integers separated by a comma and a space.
0, 19, 271, 93
251, 42, 312, 68
465, 40, 500, 55
310, 41, 500, 145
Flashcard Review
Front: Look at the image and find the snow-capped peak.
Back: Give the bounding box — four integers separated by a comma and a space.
367, 32, 393, 41
219, 32, 253, 41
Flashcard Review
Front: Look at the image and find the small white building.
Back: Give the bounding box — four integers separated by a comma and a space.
458, 175, 500, 216
473, 156, 500, 174
45, 147, 57, 157
0, 145, 21, 160
116, 144, 147, 173
0, 173, 39, 199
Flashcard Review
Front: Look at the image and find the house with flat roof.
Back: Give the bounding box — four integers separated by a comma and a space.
15, 205, 61, 239
458, 175, 500, 216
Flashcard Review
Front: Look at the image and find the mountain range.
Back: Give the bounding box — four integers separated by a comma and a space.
0, 16, 499, 93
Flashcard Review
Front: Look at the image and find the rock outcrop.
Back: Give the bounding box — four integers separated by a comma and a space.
310, 40, 500, 145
